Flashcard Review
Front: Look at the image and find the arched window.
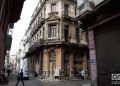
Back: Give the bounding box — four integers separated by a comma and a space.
49, 50, 56, 61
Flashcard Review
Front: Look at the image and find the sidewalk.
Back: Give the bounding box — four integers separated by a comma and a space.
37, 76, 92, 86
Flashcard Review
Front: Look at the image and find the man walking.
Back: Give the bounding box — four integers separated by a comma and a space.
7, 69, 11, 76
16, 69, 24, 86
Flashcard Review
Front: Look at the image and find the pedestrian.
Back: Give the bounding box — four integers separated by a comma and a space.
33, 71, 38, 78
4, 71, 9, 84
7, 69, 11, 76
80, 70, 85, 80
0, 71, 3, 84
16, 69, 24, 86
0, 71, 8, 85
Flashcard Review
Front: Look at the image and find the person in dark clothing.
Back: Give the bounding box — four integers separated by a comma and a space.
0, 71, 8, 85
7, 69, 11, 76
33, 71, 38, 78
16, 69, 24, 86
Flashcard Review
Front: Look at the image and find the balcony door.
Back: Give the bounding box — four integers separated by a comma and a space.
64, 25, 69, 42
64, 4, 69, 16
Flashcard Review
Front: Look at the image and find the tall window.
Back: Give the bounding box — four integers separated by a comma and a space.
51, 4, 56, 12
48, 24, 57, 38
49, 50, 56, 61
64, 4, 69, 16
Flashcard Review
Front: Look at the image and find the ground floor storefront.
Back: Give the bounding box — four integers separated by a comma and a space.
27, 45, 89, 79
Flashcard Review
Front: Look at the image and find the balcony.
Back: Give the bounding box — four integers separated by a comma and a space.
77, 1, 95, 23
48, 11, 58, 17
45, 38, 61, 45
62, 11, 75, 21
28, 38, 44, 53
30, 18, 45, 36
80, 40, 88, 46
31, 0, 46, 21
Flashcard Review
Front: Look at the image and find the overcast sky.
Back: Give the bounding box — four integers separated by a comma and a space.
10, 0, 39, 55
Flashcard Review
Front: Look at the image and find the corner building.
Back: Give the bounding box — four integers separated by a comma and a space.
26, 0, 89, 79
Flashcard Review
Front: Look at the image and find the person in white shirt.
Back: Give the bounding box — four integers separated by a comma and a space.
80, 70, 85, 80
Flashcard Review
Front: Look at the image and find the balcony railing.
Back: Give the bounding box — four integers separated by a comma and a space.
28, 38, 44, 52
28, 37, 62, 53
80, 40, 88, 46
30, 18, 45, 36
27, 35, 88, 54
62, 10, 75, 22
45, 38, 61, 44
62, 10, 75, 18
48, 11, 58, 16
31, 0, 46, 20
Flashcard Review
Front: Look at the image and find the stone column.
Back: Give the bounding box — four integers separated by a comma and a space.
32, 56, 33, 73
56, 48, 63, 79
43, 49, 49, 78
32, 55, 35, 73
83, 53, 88, 71
82, 53, 88, 80
39, 53, 42, 75
57, 23, 59, 38
70, 53, 74, 78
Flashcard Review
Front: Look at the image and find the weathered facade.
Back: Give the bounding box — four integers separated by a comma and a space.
77, 0, 120, 86
26, 0, 89, 79
0, 0, 25, 71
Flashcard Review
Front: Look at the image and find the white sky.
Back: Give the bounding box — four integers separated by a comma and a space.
10, 0, 39, 55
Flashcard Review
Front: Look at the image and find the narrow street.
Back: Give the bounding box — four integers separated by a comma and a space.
7, 72, 40, 86
6, 72, 91, 86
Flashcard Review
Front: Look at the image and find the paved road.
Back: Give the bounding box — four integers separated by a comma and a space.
7, 72, 40, 86
6, 72, 91, 86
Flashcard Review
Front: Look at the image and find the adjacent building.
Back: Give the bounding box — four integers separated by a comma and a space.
0, 0, 25, 71
5, 24, 14, 69
24, 0, 89, 79
77, 0, 120, 86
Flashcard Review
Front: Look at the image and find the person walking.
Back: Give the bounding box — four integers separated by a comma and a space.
80, 70, 85, 80
33, 71, 38, 78
7, 69, 11, 76
16, 69, 24, 86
